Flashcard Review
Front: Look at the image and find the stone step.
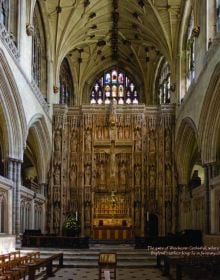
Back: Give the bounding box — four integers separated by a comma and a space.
20, 247, 157, 268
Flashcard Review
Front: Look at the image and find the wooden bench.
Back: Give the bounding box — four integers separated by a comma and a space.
0, 252, 63, 280
27, 253, 63, 280
98, 253, 117, 280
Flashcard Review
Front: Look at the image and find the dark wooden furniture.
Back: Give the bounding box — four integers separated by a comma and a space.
27, 253, 63, 280
22, 235, 89, 249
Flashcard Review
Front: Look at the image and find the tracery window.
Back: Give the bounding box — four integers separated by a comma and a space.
59, 58, 74, 106
186, 12, 195, 90
158, 61, 171, 104
90, 68, 139, 105
32, 2, 47, 98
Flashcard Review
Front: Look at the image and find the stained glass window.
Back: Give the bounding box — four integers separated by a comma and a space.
90, 68, 139, 105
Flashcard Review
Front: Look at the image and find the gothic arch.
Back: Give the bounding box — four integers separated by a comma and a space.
26, 114, 51, 183
175, 117, 199, 184
198, 62, 220, 164
0, 50, 27, 160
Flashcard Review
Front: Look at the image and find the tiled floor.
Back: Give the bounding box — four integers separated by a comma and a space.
48, 267, 168, 280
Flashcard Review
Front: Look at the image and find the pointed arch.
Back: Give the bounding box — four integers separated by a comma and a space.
0, 50, 27, 160
175, 117, 199, 184
198, 62, 220, 164
27, 114, 51, 183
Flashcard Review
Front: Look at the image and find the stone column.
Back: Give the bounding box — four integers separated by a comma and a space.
39, 182, 47, 197
7, 158, 22, 246
204, 164, 213, 234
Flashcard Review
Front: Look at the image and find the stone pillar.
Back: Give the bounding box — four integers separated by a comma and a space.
39, 182, 47, 197
7, 158, 22, 246
204, 164, 212, 234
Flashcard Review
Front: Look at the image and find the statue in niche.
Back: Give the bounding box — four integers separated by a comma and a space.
165, 130, 172, 163
85, 129, 92, 152
54, 130, 61, 164
53, 186, 60, 202
165, 164, 172, 186
69, 164, 77, 188
118, 125, 123, 139
53, 201, 60, 233
119, 162, 126, 186
135, 205, 140, 227
54, 165, 60, 185
70, 130, 77, 153
85, 202, 90, 223
149, 130, 156, 153
165, 129, 171, 151
104, 125, 109, 138
134, 128, 142, 151
97, 125, 102, 139
149, 165, 156, 187
85, 165, 91, 186
135, 165, 141, 186
54, 130, 61, 151
125, 125, 130, 139
99, 162, 106, 187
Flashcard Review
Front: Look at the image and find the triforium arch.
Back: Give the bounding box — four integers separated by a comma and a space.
198, 62, 220, 165
0, 50, 27, 163
175, 117, 199, 185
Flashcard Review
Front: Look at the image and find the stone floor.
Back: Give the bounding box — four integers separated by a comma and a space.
48, 267, 169, 280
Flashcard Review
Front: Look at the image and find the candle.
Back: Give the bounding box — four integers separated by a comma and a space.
76, 211, 78, 221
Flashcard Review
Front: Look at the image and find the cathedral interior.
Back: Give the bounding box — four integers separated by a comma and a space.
1, 0, 220, 262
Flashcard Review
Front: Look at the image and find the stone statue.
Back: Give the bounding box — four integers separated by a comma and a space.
134, 129, 142, 151
69, 164, 77, 187
149, 165, 156, 187
119, 162, 126, 186
99, 162, 106, 186
53, 202, 60, 233
70, 130, 77, 153
135, 165, 141, 186
85, 129, 92, 152
85, 165, 91, 186
165, 164, 172, 186
149, 131, 156, 153
85, 202, 90, 223
54, 130, 61, 151
54, 166, 60, 185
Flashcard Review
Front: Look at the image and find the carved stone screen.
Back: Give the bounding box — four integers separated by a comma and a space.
49, 104, 175, 238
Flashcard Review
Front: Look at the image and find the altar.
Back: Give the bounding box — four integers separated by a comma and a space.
93, 226, 133, 240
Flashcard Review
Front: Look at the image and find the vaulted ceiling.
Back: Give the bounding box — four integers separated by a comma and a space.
42, 0, 184, 103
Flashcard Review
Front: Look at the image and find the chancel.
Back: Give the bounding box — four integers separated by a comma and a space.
0, 0, 220, 279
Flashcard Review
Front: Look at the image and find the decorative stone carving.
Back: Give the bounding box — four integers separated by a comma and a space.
51, 104, 175, 236
119, 161, 126, 186
53, 165, 60, 185
85, 128, 92, 152
26, 23, 34, 36
69, 164, 77, 188
134, 164, 141, 186
85, 164, 92, 186
70, 130, 78, 153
